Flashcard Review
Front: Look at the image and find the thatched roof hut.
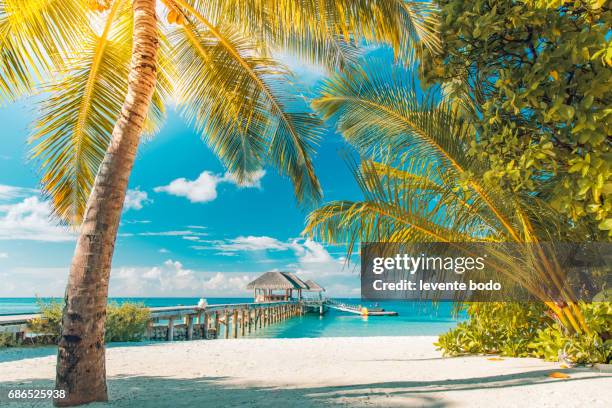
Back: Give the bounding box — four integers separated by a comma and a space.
246, 271, 306, 290
304, 280, 325, 292
247, 272, 324, 302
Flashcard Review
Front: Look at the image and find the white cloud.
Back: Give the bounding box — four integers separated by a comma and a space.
0, 267, 68, 297
1, 260, 259, 297
110, 260, 255, 297
124, 188, 151, 211
0, 196, 75, 242
139, 230, 196, 236
215, 235, 292, 252
195, 235, 358, 295
0, 252, 8, 259
123, 219, 152, 225
0, 184, 37, 200
158, 248, 170, 254
154, 170, 265, 203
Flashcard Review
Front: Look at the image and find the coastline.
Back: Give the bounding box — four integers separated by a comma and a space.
1, 336, 610, 407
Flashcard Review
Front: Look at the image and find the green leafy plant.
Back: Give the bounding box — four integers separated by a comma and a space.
104, 302, 150, 343
0, 333, 20, 348
436, 301, 612, 364
421, 0, 611, 234
27, 300, 151, 343
27, 298, 63, 341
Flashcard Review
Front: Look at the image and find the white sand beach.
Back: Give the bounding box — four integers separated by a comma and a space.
1, 336, 610, 407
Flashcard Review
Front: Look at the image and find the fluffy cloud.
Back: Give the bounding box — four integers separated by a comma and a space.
154, 170, 265, 203
111, 260, 255, 297
0, 196, 75, 242
0, 184, 37, 200
215, 235, 293, 252
124, 188, 151, 211
1, 260, 259, 297
0, 252, 8, 259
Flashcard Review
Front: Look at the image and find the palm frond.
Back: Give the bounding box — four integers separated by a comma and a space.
313, 58, 523, 241
170, 1, 323, 203
190, 0, 440, 68
28, 0, 171, 224
0, 0, 89, 102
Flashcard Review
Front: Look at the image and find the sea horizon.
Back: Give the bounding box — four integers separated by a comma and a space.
0, 297, 464, 338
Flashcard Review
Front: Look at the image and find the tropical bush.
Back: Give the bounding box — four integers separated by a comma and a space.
0, 333, 20, 348
26, 300, 150, 344
104, 302, 150, 342
436, 302, 612, 364
27, 298, 64, 342
420, 0, 611, 234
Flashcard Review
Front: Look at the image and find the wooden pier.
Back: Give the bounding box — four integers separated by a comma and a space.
0, 301, 309, 343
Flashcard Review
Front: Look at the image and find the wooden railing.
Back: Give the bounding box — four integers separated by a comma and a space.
0, 301, 308, 343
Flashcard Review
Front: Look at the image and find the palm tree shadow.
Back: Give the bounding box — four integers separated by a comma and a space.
0, 368, 606, 407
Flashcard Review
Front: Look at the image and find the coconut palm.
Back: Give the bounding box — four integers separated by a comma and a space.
303, 58, 592, 337
1, 0, 440, 405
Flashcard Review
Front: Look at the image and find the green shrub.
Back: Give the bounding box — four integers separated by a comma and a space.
436, 302, 612, 364
26, 300, 150, 344
105, 302, 150, 342
27, 298, 63, 341
0, 333, 19, 347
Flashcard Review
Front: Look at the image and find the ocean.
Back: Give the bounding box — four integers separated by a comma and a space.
0, 297, 464, 338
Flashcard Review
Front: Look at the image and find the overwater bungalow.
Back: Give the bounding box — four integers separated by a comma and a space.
247, 272, 324, 303
303, 279, 325, 301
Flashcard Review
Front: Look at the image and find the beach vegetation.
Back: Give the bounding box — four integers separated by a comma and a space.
27, 300, 150, 343
104, 302, 150, 342
304, 58, 594, 335
436, 302, 612, 364
420, 0, 611, 235
27, 298, 64, 342
0, 333, 20, 348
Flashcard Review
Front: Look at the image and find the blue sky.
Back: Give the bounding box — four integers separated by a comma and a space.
0, 59, 365, 298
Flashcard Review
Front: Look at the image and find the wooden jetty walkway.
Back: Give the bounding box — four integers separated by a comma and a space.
0, 298, 398, 343
0, 301, 309, 343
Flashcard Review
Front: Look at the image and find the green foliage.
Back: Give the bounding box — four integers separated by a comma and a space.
435, 302, 550, 357
436, 302, 612, 364
27, 300, 150, 344
421, 0, 612, 235
27, 298, 63, 340
104, 302, 150, 343
0, 333, 20, 348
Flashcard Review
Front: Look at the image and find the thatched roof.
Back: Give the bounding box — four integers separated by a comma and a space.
304, 279, 325, 292
282, 272, 309, 289
247, 272, 307, 290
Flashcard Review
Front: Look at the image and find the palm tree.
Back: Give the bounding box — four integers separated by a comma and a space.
1, 0, 439, 405
303, 58, 591, 336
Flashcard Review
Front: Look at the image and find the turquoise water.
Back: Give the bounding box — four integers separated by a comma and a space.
0, 298, 463, 338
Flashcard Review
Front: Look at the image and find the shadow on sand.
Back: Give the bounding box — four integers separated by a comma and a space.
0, 368, 606, 407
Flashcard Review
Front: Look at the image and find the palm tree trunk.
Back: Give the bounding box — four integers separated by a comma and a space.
54, 1, 158, 405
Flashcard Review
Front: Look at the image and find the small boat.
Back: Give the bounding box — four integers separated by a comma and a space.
365, 309, 398, 316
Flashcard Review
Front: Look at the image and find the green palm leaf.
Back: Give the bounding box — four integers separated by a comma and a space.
313, 58, 522, 241
29, 1, 171, 223
171, 1, 323, 202
0, 0, 89, 102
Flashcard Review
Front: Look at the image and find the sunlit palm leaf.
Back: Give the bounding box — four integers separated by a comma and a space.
0, 0, 88, 102
313, 58, 522, 241
197, 0, 440, 65
170, 1, 323, 202
29, 1, 171, 224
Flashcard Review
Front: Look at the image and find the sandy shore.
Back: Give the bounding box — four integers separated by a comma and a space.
1, 336, 610, 407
